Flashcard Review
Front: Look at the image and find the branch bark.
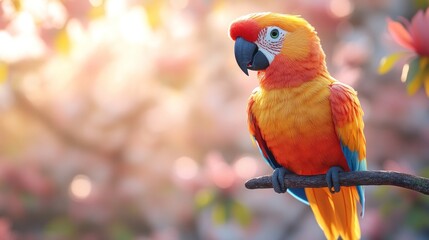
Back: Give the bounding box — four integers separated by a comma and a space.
245, 170, 429, 195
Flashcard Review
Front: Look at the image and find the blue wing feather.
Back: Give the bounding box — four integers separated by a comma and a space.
287, 188, 309, 205
253, 137, 281, 169
340, 141, 366, 216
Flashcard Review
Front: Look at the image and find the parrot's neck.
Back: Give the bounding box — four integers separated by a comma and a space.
257, 43, 329, 90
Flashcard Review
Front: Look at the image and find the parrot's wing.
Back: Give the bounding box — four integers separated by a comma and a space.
329, 82, 367, 213
248, 92, 309, 205
247, 93, 281, 169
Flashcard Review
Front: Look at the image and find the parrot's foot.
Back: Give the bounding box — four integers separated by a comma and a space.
326, 166, 344, 193
272, 167, 290, 193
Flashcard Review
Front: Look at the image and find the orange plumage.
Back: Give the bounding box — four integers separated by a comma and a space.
230, 13, 366, 240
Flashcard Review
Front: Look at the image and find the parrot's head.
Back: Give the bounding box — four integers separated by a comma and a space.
229, 12, 327, 88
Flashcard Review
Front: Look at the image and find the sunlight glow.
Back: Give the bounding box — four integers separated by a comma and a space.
233, 157, 258, 179
119, 7, 151, 43
329, 0, 354, 18
70, 175, 92, 200
0, 13, 45, 62
170, 0, 189, 10
46, 0, 67, 29
89, 0, 103, 7
106, 0, 126, 17
168, 13, 193, 39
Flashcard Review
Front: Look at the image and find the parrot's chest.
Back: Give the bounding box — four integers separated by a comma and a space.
251, 84, 347, 174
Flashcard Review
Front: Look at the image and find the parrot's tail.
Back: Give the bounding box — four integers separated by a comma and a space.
305, 187, 361, 240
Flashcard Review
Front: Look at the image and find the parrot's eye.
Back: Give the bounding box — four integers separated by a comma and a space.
270, 29, 279, 39
255, 26, 287, 64
262, 27, 286, 42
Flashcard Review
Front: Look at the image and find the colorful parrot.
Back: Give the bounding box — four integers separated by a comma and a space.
229, 13, 366, 240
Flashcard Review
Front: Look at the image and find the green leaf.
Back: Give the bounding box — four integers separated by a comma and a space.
402, 57, 420, 83
212, 203, 227, 224
44, 218, 77, 239
420, 167, 429, 178
108, 223, 134, 240
406, 206, 429, 230
414, 0, 429, 8
406, 70, 424, 95
378, 52, 408, 74
405, 57, 428, 95
231, 200, 252, 226
420, 58, 429, 96
424, 72, 429, 96
195, 189, 215, 209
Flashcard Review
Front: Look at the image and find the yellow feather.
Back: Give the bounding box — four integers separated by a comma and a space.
306, 188, 339, 239
246, 12, 314, 32
338, 121, 366, 160
306, 187, 361, 240
242, 12, 319, 60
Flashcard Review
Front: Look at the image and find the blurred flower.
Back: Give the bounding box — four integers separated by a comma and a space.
185, 152, 254, 227
378, 8, 429, 96
206, 151, 236, 190
174, 156, 199, 180
1, 1, 429, 239
0, 218, 14, 240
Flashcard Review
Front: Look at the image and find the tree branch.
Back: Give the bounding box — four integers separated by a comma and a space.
245, 170, 429, 195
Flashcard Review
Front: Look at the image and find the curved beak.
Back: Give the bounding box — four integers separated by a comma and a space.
234, 37, 270, 76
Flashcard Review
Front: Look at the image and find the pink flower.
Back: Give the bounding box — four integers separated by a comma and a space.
379, 8, 429, 96
387, 10, 429, 56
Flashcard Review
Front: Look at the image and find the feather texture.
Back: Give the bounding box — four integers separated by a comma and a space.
233, 12, 366, 240
330, 82, 367, 214
306, 187, 360, 240
248, 76, 350, 175
247, 70, 365, 240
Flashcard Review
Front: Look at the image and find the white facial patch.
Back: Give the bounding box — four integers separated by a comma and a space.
256, 26, 287, 64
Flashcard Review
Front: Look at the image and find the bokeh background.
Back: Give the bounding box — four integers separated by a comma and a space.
0, 0, 429, 239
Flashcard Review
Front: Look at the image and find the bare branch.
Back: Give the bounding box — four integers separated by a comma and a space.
245, 170, 429, 195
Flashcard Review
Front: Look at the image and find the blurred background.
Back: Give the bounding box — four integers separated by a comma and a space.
0, 0, 429, 239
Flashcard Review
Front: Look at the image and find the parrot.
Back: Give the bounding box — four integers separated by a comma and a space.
229, 12, 366, 240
